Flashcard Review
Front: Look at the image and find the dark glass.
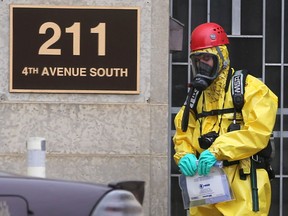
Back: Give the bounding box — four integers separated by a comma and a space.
270, 178, 280, 216
284, 138, 288, 175
172, 65, 188, 107
170, 137, 181, 175
266, 0, 281, 63
171, 114, 177, 131
190, 0, 207, 30
283, 178, 288, 216
271, 137, 280, 175
210, 0, 231, 33
172, 0, 189, 62
265, 67, 281, 108
285, 67, 288, 108
284, 116, 288, 131
171, 177, 186, 216
285, 0, 288, 63
0, 196, 29, 215
273, 115, 280, 132
242, 0, 263, 35
229, 38, 262, 78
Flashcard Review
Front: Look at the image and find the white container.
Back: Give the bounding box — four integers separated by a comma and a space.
26, 137, 46, 178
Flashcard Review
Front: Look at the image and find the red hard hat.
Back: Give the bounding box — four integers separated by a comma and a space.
190, 23, 229, 51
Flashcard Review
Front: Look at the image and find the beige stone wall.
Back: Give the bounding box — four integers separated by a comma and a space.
0, 0, 169, 215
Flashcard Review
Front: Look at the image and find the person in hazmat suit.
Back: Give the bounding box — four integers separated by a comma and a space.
173, 22, 278, 215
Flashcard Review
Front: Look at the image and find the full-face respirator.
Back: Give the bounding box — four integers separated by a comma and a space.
190, 53, 219, 91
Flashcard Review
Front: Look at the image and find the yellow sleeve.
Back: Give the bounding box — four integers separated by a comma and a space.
209, 75, 278, 161
172, 106, 198, 164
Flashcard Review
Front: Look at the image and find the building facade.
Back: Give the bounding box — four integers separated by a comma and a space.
0, 0, 169, 215
1, 0, 287, 215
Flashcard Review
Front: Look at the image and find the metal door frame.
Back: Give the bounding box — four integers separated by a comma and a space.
169, 0, 286, 215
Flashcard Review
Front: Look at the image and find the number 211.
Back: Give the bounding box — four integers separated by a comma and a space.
38, 22, 106, 56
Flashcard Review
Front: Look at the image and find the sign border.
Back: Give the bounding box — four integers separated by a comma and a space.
9, 4, 140, 94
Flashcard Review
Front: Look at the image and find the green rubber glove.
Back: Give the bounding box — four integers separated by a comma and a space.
178, 154, 198, 176
198, 150, 217, 176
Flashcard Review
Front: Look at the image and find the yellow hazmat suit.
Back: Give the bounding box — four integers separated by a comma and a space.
173, 44, 278, 215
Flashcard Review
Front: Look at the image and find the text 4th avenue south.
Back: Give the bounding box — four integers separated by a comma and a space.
20, 67, 129, 77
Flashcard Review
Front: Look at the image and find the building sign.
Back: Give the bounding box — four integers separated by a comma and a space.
10, 5, 140, 94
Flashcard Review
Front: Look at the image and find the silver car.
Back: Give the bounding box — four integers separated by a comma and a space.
0, 172, 144, 216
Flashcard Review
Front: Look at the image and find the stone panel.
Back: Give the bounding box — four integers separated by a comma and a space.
0, 0, 169, 215
150, 156, 168, 216
150, 104, 169, 154
0, 103, 150, 154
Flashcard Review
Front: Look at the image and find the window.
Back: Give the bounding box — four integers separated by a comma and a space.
169, 0, 287, 215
